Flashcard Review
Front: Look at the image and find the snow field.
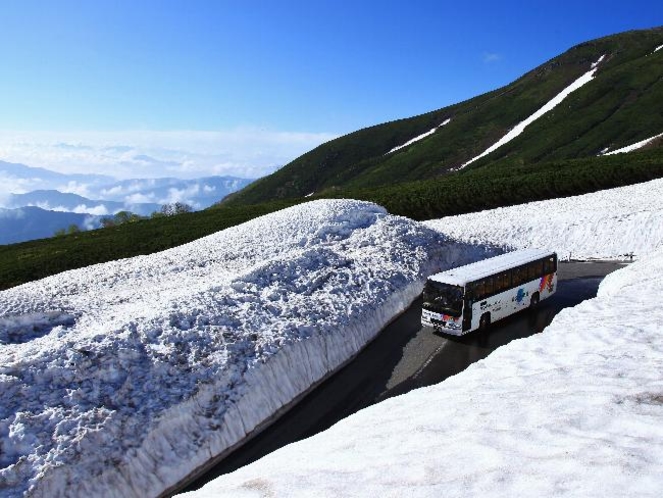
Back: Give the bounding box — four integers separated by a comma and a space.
183, 221, 663, 498
0, 199, 486, 497
424, 178, 663, 260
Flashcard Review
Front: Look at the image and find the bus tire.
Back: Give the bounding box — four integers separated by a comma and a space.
530, 292, 540, 308
479, 313, 491, 331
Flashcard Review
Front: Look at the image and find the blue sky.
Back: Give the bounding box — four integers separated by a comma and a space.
0, 0, 662, 180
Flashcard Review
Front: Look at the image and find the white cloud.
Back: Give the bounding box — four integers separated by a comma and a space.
58, 181, 94, 198
100, 185, 132, 197
10, 201, 109, 216
0, 128, 338, 181
0, 183, 13, 207
72, 204, 110, 216
161, 185, 203, 207
82, 215, 101, 230
0, 174, 44, 197
125, 192, 156, 204
0, 207, 24, 219
483, 52, 502, 63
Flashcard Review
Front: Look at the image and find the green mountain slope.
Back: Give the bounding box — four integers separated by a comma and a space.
226, 27, 663, 205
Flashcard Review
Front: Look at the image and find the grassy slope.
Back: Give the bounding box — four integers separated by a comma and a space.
225, 27, 663, 205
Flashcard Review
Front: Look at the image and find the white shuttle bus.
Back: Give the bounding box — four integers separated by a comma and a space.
421, 249, 557, 335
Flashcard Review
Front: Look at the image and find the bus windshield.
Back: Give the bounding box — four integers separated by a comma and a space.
423, 281, 464, 316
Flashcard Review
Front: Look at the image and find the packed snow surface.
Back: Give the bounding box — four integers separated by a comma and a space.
0, 199, 482, 497
602, 131, 663, 155
459, 56, 604, 169
184, 246, 663, 498
425, 178, 663, 260
387, 119, 451, 154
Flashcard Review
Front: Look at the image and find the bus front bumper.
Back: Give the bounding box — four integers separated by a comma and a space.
421, 310, 463, 335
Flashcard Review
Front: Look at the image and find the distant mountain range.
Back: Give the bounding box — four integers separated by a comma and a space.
0, 160, 113, 191
5, 190, 162, 216
0, 206, 101, 245
0, 161, 255, 244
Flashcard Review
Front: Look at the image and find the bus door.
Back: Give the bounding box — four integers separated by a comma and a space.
462, 296, 473, 331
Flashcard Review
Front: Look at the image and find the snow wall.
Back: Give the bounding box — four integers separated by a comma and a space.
182, 234, 663, 498
0, 199, 488, 497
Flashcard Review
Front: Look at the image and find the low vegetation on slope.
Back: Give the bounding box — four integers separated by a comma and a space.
334, 148, 663, 220
0, 201, 298, 290
2, 149, 662, 290
225, 27, 663, 205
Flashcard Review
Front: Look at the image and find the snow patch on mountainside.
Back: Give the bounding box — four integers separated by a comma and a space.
602, 132, 663, 155
424, 178, 663, 260
0, 199, 486, 498
458, 55, 605, 169
387, 118, 451, 154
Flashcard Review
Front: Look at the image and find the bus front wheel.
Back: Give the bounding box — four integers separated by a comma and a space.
479, 313, 491, 331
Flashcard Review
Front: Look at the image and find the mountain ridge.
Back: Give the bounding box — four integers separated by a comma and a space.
1, 160, 256, 213
0, 206, 101, 245
5, 190, 162, 216
224, 27, 663, 205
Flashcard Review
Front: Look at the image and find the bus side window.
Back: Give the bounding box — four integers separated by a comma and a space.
514, 266, 525, 286
533, 261, 544, 278
475, 280, 486, 300
485, 277, 494, 296
497, 271, 510, 291
544, 257, 554, 274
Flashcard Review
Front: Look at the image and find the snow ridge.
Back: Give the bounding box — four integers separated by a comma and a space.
0, 199, 484, 497
424, 178, 663, 260
458, 55, 605, 170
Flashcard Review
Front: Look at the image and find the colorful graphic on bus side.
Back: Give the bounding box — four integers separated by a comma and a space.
515, 288, 527, 303
539, 273, 555, 293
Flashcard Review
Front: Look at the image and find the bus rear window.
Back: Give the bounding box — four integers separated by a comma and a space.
423, 281, 464, 316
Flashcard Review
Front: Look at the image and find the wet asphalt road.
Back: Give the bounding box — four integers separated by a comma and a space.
179, 261, 625, 494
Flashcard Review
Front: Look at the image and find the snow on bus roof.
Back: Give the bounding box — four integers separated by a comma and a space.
429, 249, 555, 287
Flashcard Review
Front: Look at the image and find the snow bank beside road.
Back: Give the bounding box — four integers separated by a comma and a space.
0, 200, 482, 497
183, 236, 663, 498
424, 178, 663, 260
